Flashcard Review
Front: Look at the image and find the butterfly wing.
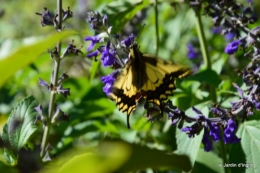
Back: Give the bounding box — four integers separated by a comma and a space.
109, 63, 138, 116
141, 55, 192, 105
109, 44, 192, 128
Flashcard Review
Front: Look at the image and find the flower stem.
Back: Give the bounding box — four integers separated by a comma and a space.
40, 0, 63, 159
154, 0, 159, 56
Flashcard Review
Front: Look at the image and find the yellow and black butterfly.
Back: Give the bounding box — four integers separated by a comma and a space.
109, 42, 192, 128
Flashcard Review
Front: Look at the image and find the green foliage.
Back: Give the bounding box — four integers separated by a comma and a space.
42, 140, 191, 173
101, 0, 150, 33
237, 121, 260, 173
0, 0, 259, 173
1, 96, 38, 165
0, 30, 77, 87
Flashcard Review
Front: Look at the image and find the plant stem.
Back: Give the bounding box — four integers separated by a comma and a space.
195, 7, 229, 173
154, 0, 159, 56
220, 137, 230, 173
194, 8, 217, 102
40, 0, 63, 159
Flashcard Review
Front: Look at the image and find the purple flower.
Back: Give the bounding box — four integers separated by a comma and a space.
102, 14, 109, 28
36, 7, 55, 27
101, 42, 115, 66
231, 83, 254, 116
56, 85, 70, 98
101, 70, 119, 95
84, 35, 102, 51
121, 34, 134, 47
210, 107, 228, 117
225, 32, 235, 41
57, 72, 69, 85
202, 127, 212, 152
187, 43, 197, 59
182, 123, 203, 138
207, 121, 221, 142
167, 107, 183, 126
87, 50, 100, 59
192, 106, 204, 116
182, 126, 195, 138
39, 78, 50, 89
225, 40, 240, 55
224, 118, 241, 144
86, 11, 103, 31
34, 104, 43, 116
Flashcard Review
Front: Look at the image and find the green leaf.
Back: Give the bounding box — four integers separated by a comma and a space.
101, 0, 150, 33
237, 120, 260, 173
229, 143, 246, 173
187, 69, 221, 87
1, 96, 38, 164
175, 104, 209, 167
0, 30, 77, 87
42, 140, 192, 173
195, 148, 224, 173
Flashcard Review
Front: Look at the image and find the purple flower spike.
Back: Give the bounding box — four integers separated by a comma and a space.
101, 42, 115, 66
182, 123, 203, 138
207, 120, 221, 142
225, 40, 240, 55
121, 34, 134, 47
202, 127, 213, 152
101, 70, 119, 95
84, 35, 102, 51
224, 118, 241, 144
182, 126, 195, 138
87, 50, 100, 59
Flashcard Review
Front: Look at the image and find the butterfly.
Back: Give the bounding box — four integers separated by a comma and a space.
109, 42, 192, 128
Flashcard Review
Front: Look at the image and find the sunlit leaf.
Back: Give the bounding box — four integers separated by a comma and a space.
0, 30, 77, 87
237, 120, 260, 173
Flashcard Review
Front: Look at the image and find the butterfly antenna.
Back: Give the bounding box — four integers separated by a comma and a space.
136, 24, 146, 41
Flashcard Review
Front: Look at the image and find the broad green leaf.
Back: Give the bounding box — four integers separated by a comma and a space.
195, 148, 224, 173
1, 96, 38, 164
42, 140, 192, 173
237, 120, 260, 173
175, 104, 209, 167
187, 69, 221, 87
101, 0, 150, 33
0, 30, 77, 87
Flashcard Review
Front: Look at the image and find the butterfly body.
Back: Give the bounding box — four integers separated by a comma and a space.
110, 43, 192, 128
